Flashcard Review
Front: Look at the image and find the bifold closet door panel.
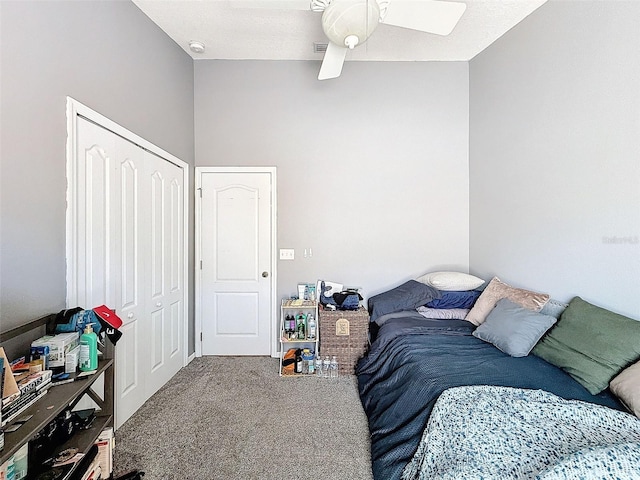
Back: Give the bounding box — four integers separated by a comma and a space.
113, 135, 149, 426
72, 119, 148, 425
145, 153, 184, 397
73, 119, 120, 310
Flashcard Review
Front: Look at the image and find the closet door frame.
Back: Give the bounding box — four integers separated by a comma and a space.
65, 97, 190, 369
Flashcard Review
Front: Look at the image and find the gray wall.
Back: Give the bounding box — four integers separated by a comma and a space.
6, 0, 635, 358
0, 1, 195, 350
194, 60, 470, 305
469, 0, 640, 319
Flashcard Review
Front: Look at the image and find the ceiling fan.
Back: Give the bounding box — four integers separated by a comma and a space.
316, 0, 466, 79
239, 0, 467, 80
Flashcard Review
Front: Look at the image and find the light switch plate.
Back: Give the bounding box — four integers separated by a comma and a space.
279, 248, 294, 260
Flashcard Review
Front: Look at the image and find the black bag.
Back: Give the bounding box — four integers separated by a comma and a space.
332, 290, 363, 310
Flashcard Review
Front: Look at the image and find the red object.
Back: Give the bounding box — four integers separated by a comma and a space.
93, 305, 123, 329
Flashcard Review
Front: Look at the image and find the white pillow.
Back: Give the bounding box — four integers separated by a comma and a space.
416, 271, 485, 291
416, 306, 470, 320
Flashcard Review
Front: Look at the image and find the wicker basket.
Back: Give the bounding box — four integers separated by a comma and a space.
318, 306, 370, 375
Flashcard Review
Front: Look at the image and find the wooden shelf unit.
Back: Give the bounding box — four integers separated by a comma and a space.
278, 299, 319, 376
0, 314, 114, 476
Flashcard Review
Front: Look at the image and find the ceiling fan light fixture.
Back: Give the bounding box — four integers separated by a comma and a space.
322, 0, 380, 48
344, 34, 359, 49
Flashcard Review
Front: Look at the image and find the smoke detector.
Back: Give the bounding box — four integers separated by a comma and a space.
189, 41, 205, 54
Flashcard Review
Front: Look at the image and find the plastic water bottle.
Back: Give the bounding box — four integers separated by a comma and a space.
322, 356, 330, 378
307, 313, 316, 340
308, 356, 315, 375
315, 353, 323, 377
330, 356, 339, 379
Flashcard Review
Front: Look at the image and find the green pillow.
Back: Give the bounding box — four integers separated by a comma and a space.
532, 296, 640, 395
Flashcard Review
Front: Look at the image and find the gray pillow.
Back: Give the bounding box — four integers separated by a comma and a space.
368, 280, 440, 324
539, 299, 568, 319
473, 298, 557, 357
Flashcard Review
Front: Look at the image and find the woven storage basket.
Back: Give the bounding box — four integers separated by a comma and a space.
318, 306, 369, 375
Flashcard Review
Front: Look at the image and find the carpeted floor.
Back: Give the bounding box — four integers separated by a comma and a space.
113, 356, 373, 480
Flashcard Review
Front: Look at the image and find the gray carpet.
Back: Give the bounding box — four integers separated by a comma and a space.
113, 356, 373, 480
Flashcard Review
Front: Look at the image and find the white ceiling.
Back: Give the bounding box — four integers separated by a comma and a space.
132, 0, 547, 62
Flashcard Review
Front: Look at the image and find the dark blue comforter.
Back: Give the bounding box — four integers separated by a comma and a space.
356, 313, 623, 480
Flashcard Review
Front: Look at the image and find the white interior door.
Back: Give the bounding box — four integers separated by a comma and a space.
67, 100, 188, 429
197, 169, 275, 355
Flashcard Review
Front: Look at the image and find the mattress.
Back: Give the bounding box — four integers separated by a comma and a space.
356, 312, 623, 480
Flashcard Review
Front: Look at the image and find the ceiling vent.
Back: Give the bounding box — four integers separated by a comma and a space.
313, 42, 328, 54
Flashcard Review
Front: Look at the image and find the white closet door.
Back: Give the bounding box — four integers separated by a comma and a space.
113, 137, 149, 426
73, 120, 120, 310
72, 119, 148, 425
70, 113, 186, 430
146, 154, 184, 396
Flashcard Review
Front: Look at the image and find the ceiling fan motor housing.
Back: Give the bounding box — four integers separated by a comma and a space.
322, 0, 381, 49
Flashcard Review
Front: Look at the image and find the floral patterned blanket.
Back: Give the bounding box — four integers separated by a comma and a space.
402, 386, 640, 480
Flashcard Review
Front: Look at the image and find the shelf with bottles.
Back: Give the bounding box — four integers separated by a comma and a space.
280, 299, 319, 343
279, 299, 319, 376
280, 350, 341, 378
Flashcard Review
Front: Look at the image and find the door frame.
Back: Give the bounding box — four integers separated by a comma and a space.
65, 97, 191, 369
195, 166, 278, 358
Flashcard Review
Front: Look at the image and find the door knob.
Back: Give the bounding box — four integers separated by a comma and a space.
262, 271, 269, 278
127, 312, 134, 319
156, 302, 162, 307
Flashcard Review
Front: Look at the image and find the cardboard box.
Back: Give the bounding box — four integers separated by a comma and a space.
1, 348, 19, 401
29, 345, 50, 370
31, 332, 80, 368
65, 345, 81, 374
95, 427, 114, 477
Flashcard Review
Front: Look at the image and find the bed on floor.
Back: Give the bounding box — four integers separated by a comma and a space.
356, 274, 640, 480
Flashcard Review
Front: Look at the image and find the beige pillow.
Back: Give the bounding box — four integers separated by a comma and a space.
465, 277, 550, 326
610, 360, 640, 418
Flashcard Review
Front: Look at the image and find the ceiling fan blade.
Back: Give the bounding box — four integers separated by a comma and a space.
318, 41, 347, 80
380, 0, 466, 36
